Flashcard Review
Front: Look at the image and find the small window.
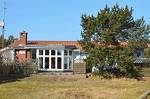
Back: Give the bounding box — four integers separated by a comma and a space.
51, 50, 55, 55
69, 51, 72, 56
45, 50, 49, 55
64, 50, 68, 56
57, 50, 62, 55
39, 50, 43, 55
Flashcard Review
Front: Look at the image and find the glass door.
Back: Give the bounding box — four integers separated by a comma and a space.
45, 57, 49, 70
57, 57, 62, 69
39, 57, 43, 69
51, 57, 56, 69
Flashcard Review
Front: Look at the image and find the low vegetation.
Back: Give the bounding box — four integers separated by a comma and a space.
0, 59, 37, 77
141, 67, 150, 77
0, 74, 150, 99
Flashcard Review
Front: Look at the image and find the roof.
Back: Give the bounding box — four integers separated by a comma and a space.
13, 45, 77, 50
27, 41, 82, 49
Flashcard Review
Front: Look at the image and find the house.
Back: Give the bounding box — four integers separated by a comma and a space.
0, 31, 87, 74
0, 31, 149, 73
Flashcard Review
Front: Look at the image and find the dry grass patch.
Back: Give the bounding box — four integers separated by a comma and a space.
0, 74, 150, 99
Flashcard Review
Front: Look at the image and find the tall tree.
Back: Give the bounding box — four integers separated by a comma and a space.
0, 36, 2, 49
80, 4, 150, 78
4, 35, 18, 47
0, 35, 17, 48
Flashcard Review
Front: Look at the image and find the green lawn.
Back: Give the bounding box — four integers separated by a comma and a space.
0, 74, 150, 99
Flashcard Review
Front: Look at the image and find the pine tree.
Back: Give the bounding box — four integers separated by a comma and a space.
79, 4, 150, 78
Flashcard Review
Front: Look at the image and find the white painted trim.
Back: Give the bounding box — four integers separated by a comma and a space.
43, 50, 45, 69
62, 50, 64, 70
36, 49, 73, 72
36, 49, 40, 70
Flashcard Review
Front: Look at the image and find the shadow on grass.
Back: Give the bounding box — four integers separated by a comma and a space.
0, 74, 30, 84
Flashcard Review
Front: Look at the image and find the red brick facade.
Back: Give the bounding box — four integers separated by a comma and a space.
15, 50, 31, 61
18, 32, 27, 46
12, 31, 31, 61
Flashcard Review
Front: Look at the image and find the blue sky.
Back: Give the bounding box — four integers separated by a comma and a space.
0, 0, 150, 41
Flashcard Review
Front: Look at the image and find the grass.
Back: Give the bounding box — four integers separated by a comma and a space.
147, 95, 150, 99
0, 74, 150, 99
141, 67, 150, 77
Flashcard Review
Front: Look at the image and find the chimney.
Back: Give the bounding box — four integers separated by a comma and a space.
19, 31, 28, 46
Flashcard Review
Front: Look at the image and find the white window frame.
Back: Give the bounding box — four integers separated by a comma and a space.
64, 50, 73, 70
37, 49, 64, 71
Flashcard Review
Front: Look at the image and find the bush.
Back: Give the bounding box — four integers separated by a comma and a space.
0, 58, 37, 76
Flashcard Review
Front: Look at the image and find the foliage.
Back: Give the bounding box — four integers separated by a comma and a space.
0, 35, 17, 48
0, 54, 37, 76
144, 48, 150, 58
4, 35, 18, 47
0, 75, 150, 99
0, 36, 3, 49
144, 48, 150, 67
79, 4, 150, 78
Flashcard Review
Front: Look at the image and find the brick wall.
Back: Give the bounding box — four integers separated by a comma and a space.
18, 31, 27, 46
14, 31, 31, 61
15, 49, 31, 62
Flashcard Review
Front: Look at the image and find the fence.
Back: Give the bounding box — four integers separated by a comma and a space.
73, 62, 86, 74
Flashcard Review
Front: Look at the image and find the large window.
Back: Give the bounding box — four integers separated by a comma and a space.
57, 58, 62, 69
45, 57, 49, 69
39, 57, 43, 69
64, 50, 73, 70
51, 57, 55, 69
37, 49, 73, 71
64, 57, 68, 69
69, 57, 72, 69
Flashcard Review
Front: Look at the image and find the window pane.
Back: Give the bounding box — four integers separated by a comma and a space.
45, 57, 49, 69
51, 58, 55, 69
39, 57, 43, 69
64, 57, 68, 69
69, 51, 72, 56
64, 50, 68, 56
69, 57, 72, 69
39, 50, 43, 55
45, 50, 49, 55
51, 50, 55, 55
57, 50, 62, 55
32, 49, 36, 60
57, 58, 62, 69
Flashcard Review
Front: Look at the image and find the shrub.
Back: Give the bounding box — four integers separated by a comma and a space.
0, 56, 37, 76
